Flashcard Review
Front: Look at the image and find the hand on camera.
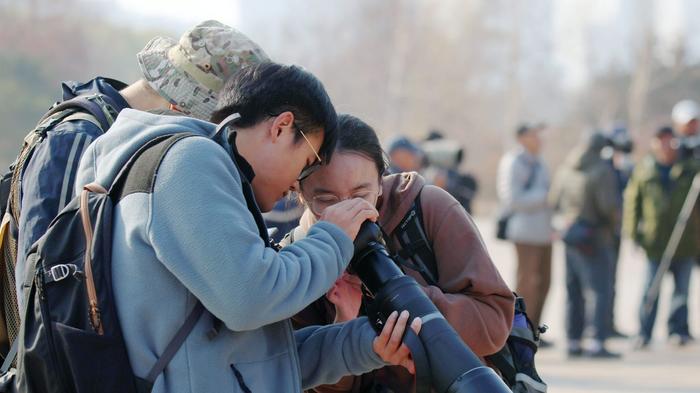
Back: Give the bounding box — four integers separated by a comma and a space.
319, 198, 378, 240
373, 310, 422, 374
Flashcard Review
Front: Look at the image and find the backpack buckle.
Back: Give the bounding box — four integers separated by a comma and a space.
46, 264, 79, 283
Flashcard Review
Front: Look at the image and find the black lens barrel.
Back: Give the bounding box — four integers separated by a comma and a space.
350, 221, 510, 393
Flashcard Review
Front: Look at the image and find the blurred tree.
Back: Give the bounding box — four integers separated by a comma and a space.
0, 2, 168, 168
5, 0, 700, 212
0, 54, 56, 164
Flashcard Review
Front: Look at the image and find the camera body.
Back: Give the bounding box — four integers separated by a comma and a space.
421, 138, 464, 169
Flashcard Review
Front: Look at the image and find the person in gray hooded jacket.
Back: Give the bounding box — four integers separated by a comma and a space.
496, 124, 553, 334
74, 62, 419, 393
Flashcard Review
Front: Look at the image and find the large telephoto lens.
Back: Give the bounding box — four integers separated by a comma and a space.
350, 221, 510, 393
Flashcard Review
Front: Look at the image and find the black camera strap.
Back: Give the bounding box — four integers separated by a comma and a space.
404, 329, 432, 393
392, 190, 439, 287
362, 290, 432, 393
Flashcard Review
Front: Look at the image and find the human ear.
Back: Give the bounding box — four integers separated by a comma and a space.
269, 111, 296, 141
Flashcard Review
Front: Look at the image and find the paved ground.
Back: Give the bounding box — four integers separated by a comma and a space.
475, 217, 700, 393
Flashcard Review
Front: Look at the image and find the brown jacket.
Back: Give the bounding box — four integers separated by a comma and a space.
292, 172, 514, 393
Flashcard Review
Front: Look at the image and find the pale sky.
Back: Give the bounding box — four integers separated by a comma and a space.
109, 0, 240, 29
104, 0, 689, 91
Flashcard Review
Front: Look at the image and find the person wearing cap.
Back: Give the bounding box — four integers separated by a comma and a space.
496, 123, 553, 342
386, 135, 423, 174
623, 126, 699, 349
671, 100, 700, 299
73, 62, 419, 392
671, 99, 700, 160
12, 20, 269, 310
421, 134, 479, 214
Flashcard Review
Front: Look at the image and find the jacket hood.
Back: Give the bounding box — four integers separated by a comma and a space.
566, 132, 609, 170
75, 108, 221, 191
377, 172, 426, 234
61, 77, 130, 112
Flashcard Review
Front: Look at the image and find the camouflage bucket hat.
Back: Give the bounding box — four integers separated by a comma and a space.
137, 20, 269, 120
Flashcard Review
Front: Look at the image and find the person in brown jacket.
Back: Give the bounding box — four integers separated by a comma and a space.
286, 114, 515, 393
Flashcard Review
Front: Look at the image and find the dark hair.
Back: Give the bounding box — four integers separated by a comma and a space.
425, 129, 444, 141
654, 126, 675, 138
211, 62, 338, 162
516, 123, 531, 137
335, 114, 388, 177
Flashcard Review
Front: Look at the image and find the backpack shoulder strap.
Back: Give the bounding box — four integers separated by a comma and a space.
7, 94, 119, 223
40, 93, 118, 132
109, 133, 197, 202
121, 134, 210, 384
393, 188, 439, 287
144, 301, 205, 384
106, 132, 204, 384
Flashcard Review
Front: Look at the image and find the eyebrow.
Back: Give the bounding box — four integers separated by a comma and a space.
351, 182, 374, 192
312, 182, 374, 195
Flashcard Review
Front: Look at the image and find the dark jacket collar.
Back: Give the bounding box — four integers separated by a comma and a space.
222, 130, 268, 245
227, 131, 255, 183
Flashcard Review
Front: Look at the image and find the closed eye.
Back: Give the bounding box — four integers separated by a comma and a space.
314, 194, 338, 203
352, 191, 373, 199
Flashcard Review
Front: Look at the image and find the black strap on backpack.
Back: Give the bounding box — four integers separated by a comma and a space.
40, 93, 118, 132
9, 93, 119, 221
143, 303, 205, 385
108, 133, 208, 390
392, 188, 439, 287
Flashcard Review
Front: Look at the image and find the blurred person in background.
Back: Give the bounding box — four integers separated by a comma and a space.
263, 196, 306, 243
670, 100, 700, 273
623, 126, 699, 349
672, 99, 700, 160
601, 125, 635, 339
421, 130, 479, 214
550, 132, 621, 358
496, 123, 553, 346
2, 20, 269, 345
385, 135, 423, 174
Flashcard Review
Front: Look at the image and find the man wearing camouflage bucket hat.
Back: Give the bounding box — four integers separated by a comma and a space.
9, 19, 268, 322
